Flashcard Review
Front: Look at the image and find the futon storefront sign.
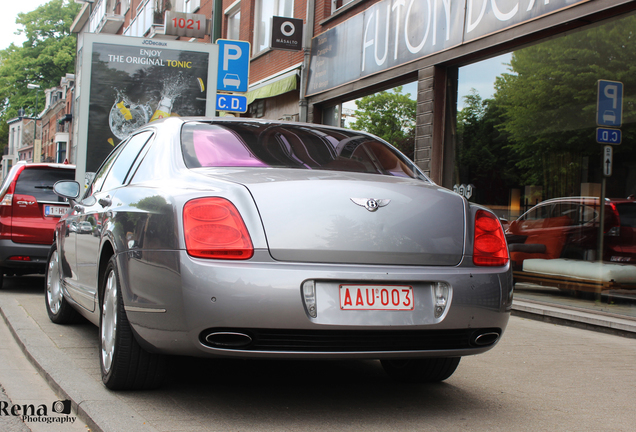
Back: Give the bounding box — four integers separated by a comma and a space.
306, 0, 589, 96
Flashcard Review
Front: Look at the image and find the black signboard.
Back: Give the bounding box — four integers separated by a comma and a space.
271, 16, 303, 51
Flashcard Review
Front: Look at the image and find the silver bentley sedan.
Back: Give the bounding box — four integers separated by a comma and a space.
46, 117, 512, 390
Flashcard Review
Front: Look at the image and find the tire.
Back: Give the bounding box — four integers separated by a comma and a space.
381, 357, 461, 383
100, 256, 167, 390
0, 272, 3, 289
45, 244, 81, 324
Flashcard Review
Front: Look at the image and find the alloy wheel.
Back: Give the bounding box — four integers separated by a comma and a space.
101, 269, 118, 374
46, 250, 62, 315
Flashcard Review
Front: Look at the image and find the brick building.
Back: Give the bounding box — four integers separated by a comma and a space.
71, 0, 634, 183
40, 74, 74, 164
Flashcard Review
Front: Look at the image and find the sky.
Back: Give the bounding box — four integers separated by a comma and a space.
342, 52, 514, 122
457, 53, 513, 108
1, 0, 53, 51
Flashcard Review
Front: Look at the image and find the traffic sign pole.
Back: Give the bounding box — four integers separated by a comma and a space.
595, 80, 622, 264
603, 145, 613, 177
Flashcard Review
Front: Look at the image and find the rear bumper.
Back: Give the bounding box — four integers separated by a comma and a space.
0, 239, 51, 274
120, 250, 513, 359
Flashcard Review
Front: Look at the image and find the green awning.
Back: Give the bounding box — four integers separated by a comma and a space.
246, 71, 298, 105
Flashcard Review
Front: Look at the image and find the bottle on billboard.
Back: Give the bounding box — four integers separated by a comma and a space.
150, 97, 174, 122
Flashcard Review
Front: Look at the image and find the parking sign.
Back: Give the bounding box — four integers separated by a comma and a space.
217, 39, 250, 93
597, 80, 623, 127
216, 94, 248, 113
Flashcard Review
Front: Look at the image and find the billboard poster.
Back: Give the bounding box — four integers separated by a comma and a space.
77, 34, 218, 182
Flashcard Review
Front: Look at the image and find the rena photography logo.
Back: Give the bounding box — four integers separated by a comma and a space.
0, 399, 77, 425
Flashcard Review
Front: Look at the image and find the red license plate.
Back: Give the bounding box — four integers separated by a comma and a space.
339, 284, 414, 310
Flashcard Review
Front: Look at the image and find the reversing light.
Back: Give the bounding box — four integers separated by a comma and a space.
434, 282, 450, 318
302, 280, 317, 318
473, 210, 509, 266
183, 197, 253, 260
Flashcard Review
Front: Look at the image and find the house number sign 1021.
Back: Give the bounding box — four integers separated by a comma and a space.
165, 11, 207, 39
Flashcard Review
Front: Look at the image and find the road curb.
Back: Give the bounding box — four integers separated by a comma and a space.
0, 296, 158, 432
512, 299, 636, 339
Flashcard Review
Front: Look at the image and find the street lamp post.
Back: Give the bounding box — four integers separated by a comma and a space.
27, 84, 41, 162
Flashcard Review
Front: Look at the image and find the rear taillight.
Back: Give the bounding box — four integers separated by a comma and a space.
473, 210, 509, 267
183, 197, 253, 260
606, 203, 620, 236
0, 194, 13, 206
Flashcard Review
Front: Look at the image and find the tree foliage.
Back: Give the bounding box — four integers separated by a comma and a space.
458, 14, 636, 202
0, 0, 80, 148
492, 15, 636, 197
456, 89, 518, 205
350, 86, 417, 159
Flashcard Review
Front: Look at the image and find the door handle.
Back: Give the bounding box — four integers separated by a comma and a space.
98, 196, 112, 207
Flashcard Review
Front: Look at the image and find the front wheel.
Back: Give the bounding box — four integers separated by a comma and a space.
45, 244, 80, 324
100, 256, 167, 390
381, 357, 461, 383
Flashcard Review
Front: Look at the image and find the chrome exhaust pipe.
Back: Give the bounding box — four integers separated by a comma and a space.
472, 331, 500, 346
205, 331, 253, 348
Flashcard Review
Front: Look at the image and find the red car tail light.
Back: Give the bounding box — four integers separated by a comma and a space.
0, 193, 13, 206
605, 202, 621, 236
473, 210, 509, 266
183, 197, 254, 260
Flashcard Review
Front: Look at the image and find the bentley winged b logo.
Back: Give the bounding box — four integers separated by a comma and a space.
350, 198, 391, 212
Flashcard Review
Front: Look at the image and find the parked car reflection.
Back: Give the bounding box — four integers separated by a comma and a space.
506, 196, 636, 269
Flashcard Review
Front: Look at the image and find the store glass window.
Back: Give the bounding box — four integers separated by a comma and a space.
343, 82, 417, 160
226, 3, 241, 41
254, 0, 293, 55
331, 0, 355, 14
453, 15, 636, 316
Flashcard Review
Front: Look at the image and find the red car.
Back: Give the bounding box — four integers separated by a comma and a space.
506, 196, 636, 270
0, 162, 75, 287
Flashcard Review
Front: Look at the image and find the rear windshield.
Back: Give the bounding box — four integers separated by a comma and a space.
616, 203, 636, 227
181, 122, 427, 180
15, 168, 75, 202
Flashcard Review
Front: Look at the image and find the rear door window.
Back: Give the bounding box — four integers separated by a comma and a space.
15, 168, 75, 203
615, 203, 636, 227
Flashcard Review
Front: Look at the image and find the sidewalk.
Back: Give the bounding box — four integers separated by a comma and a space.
0, 288, 158, 432
512, 299, 636, 338
0, 279, 634, 432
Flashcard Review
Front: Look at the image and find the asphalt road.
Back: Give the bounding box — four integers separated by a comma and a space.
1, 275, 635, 432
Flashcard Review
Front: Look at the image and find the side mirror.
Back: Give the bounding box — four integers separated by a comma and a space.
507, 220, 519, 234
53, 180, 80, 200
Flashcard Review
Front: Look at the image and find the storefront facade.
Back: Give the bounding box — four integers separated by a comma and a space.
306, 0, 636, 316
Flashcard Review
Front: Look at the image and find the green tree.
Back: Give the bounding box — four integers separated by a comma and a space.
0, 0, 80, 149
350, 86, 416, 159
456, 89, 518, 204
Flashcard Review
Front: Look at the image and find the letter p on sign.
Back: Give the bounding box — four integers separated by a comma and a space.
597, 80, 623, 127
223, 44, 242, 71
216, 39, 250, 93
